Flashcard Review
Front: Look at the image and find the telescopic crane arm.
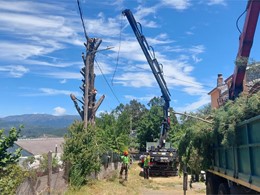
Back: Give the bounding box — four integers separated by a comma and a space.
230, 0, 260, 100
122, 9, 171, 148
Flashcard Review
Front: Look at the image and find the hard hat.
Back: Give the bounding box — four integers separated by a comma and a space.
123, 151, 128, 156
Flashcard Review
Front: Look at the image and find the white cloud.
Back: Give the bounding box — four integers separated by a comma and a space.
0, 2, 82, 62
42, 72, 80, 80
94, 60, 114, 75
84, 15, 121, 37
53, 106, 66, 116
39, 88, 74, 96
182, 86, 207, 96
189, 45, 205, 55
186, 31, 194, 35
0, 1, 67, 14
161, 0, 191, 10
110, 35, 206, 95
60, 79, 67, 84
22, 88, 81, 97
192, 55, 202, 63
207, 0, 227, 6
124, 94, 156, 102
25, 59, 77, 68
134, 6, 158, 28
109, 39, 148, 62
0, 65, 29, 78
0, 42, 56, 60
114, 72, 156, 88
175, 94, 210, 113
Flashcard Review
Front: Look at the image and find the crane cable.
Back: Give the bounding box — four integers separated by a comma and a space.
77, 0, 89, 41
236, 6, 247, 34
111, 13, 124, 85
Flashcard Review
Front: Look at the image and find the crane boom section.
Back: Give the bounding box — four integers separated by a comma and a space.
230, 0, 260, 99
122, 9, 171, 103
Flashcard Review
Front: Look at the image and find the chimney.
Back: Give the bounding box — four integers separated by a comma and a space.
217, 74, 223, 87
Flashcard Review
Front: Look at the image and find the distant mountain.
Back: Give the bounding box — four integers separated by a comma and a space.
0, 114, 81, 138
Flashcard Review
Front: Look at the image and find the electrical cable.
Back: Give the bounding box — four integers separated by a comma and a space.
130, 64, 215, 90
164, 75, 215, 90
94, 58, 121, 105
111, 13, 124, 85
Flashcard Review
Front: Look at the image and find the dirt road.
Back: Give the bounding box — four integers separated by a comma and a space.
137, 166, 206, 195
67, 162, 206, 195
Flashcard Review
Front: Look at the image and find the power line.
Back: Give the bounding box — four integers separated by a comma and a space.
111, 13, 124, 85
130, 64, 215, 89
164, 75, 215, 90
94, 58, 121, 105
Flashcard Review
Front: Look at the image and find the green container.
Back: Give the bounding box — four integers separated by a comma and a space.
212, 115, 260, 187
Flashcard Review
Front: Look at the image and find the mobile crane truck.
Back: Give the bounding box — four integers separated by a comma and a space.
122, 9, 179, 176
206, 0, 260, 194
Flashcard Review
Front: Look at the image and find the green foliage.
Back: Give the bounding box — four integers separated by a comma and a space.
177, 92, 260, 174
22, 156, 35, 168
96, 112, 129, 153
0, 127, 22, 167
235, 56, 248, 68
37, 153, 59, 173
178, 121, 212, 173
246, 62, 260, 83
213, 92, 260, 146
0, 164, 29, 195
137, 101, 163, 150
63, 121, 105, 188
176, 107, 212, 172
0, 126, 30, 195
136, 97, 177, 151
97, 99, 147, 153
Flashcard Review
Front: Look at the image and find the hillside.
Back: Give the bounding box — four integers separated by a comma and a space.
0, 114, 81, 138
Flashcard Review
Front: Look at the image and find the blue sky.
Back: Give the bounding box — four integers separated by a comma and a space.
0, 0, 259, 117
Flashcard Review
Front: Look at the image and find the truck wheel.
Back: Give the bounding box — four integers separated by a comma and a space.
218, 183, 230, 195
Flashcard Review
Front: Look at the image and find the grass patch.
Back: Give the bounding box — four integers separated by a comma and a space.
65, 162, 205, 195
66, 162, 144, 195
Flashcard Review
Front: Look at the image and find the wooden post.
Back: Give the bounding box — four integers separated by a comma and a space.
183, 164, 188, 195
47, 151, 52, 195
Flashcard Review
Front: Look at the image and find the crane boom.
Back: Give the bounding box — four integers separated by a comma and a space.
230, 0, 260, 99
122, 9, 171, 148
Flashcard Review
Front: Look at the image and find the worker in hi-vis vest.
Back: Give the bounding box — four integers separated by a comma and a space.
119, 150, 130, 181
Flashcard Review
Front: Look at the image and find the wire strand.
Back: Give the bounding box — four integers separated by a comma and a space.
77, 0, 89, 41
95, 59, 121, 105
111, 13, 123, 85
164, 75, 215, 90
236, 7, 247, 34
129, 64, 215, 89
